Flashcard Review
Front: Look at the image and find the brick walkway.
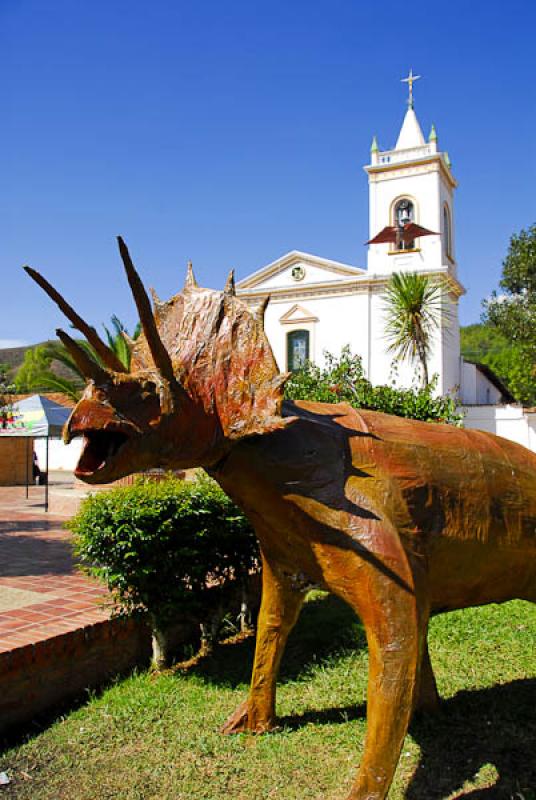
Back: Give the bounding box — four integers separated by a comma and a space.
0, 477, 152, 735
0, 479, 110, 654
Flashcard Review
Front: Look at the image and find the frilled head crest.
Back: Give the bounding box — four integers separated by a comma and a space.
24, 238, 294, 482
130, 257, 290, 439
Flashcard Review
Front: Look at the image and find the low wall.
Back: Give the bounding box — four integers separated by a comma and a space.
0, 616, 151, 735
0, 438, 33, 486
0, 614, 203, 736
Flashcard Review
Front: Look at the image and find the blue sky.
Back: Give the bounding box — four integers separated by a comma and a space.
1, 0, 535, 347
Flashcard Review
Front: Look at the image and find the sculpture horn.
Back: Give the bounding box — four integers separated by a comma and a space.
224, 269, 235, 297
116, 237, 182, 393
254, 295, 270, 326
23, 266, 127, 374
150, 287, 164, 309
184, 260, 198, 291
56, 329, 110, 385
121, 330, 136, 350
271, 372, 292, 391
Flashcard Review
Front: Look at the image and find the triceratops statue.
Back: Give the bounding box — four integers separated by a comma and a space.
26, 238, 536, 800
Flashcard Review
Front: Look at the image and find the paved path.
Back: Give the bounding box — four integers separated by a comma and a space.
0, 479, 110, 655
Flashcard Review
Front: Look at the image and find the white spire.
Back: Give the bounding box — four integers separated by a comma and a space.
395, 107, 425, 150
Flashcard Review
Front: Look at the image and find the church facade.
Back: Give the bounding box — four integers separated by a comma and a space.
237, 94, 504, 406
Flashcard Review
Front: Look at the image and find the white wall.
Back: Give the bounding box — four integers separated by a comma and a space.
459, 362, 503, 405
34, 438, 83, 472
264, 291, 370, 373
442, 295, 461, 396
463, 405, 536, 451
262, 279, 461, 394
439, 178, 456, 275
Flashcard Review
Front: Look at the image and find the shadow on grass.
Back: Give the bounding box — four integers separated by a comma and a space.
279, 701, 367, 730
179, 592, 366, 688
407, 679, 536, 799
278, 679, 536, 799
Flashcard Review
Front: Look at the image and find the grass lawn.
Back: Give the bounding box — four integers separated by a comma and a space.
1, 594, 535, 799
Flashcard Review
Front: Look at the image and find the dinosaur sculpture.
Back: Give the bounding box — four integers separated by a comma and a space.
25, 239, 536, 800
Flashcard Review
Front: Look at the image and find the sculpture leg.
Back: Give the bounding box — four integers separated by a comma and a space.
413, 632, 440, 714
343, 579, 425, 800
222, 552, 306, 734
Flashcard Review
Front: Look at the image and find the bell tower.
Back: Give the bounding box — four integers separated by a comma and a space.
365, 71, 457, 278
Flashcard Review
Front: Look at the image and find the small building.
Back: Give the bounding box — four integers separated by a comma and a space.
460, 361, 515, 407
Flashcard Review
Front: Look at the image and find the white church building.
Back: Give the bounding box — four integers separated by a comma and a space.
236, 77, 536, 450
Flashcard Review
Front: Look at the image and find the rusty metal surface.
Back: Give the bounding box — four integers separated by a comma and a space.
25, 239, 536, 800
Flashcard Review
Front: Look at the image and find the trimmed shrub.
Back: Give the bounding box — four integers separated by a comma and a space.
70, 473, 259, 667
285, 347, 462, 425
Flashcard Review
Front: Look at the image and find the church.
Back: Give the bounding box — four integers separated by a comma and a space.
236, 74, 536, 450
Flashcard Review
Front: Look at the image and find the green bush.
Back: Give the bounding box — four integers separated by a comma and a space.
285, 347, 462, 425
70, 473, 259, 665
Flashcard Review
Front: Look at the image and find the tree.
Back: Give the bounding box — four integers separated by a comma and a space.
383, 272, 448, 387
0, 363, 15, 428
71, 473, 258, 668
102, 315, 140, 371
14, 343, 84, 400
14, 345, 55, 393
483, 223, 536, 402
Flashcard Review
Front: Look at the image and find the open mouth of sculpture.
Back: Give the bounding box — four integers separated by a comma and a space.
75, 429, 132, 479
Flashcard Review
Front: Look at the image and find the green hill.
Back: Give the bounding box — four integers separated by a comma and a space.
0, 341, 78, 383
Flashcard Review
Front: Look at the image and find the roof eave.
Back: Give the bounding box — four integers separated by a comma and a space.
236, 250, 365, 290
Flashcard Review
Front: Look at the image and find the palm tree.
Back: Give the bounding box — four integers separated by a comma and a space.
383, 272, 449, 387
102, 315, 141, 371
39, 340, 101, 401
15, 318, 140, 401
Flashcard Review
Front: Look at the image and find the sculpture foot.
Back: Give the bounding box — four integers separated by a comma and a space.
221, 699, 276, 734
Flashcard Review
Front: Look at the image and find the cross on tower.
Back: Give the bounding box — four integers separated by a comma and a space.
401, 69, 421, 108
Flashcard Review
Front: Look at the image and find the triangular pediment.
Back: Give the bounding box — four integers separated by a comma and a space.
279, 304, 319, 324
237, 250, 364, 292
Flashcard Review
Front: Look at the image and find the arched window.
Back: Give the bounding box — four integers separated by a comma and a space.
287, 330, 310, 372
393, 198, 415, 250
443, 204, 452, 258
